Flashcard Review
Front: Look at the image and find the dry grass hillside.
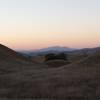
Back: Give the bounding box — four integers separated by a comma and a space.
0, 44, 34, 62
45, 60, 69, 67
0, 44, 47, 72
31, 56, 45, 63
0, 44, 100, 100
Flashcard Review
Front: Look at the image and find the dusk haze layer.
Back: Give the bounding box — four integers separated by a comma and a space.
0, 0, 100, 50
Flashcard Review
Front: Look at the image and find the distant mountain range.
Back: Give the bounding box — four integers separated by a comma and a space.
19, 46, 100, 57
69, 47, 100, 55
35, 46, 75, 52
19, 46, 76, 56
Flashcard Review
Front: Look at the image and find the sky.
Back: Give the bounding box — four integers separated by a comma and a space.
0, 0, 100, 50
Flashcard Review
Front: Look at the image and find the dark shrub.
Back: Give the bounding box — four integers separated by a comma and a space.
57, 53, 67, 60
45, 53, 56, 61
45, 53, 67, 61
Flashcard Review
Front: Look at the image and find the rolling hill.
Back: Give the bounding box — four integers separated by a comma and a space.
0, 44, 100, 100
0, 44, 32, 62
0, 44, 47, 73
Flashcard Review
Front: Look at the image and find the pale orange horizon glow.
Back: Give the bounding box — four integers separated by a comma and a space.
0, 31, 100, 50
0, 0, 100, 50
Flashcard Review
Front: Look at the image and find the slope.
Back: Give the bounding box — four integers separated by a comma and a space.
0, 44, 32, 62
0, 50, 99, 99
0, 44, 100, 100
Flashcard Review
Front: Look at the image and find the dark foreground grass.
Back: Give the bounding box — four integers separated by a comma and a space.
0, 62, 99, 100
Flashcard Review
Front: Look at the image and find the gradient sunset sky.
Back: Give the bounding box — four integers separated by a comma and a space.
0, 0, 100, 50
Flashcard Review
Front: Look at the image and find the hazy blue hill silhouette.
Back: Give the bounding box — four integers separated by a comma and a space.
20, 46, 75, 57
